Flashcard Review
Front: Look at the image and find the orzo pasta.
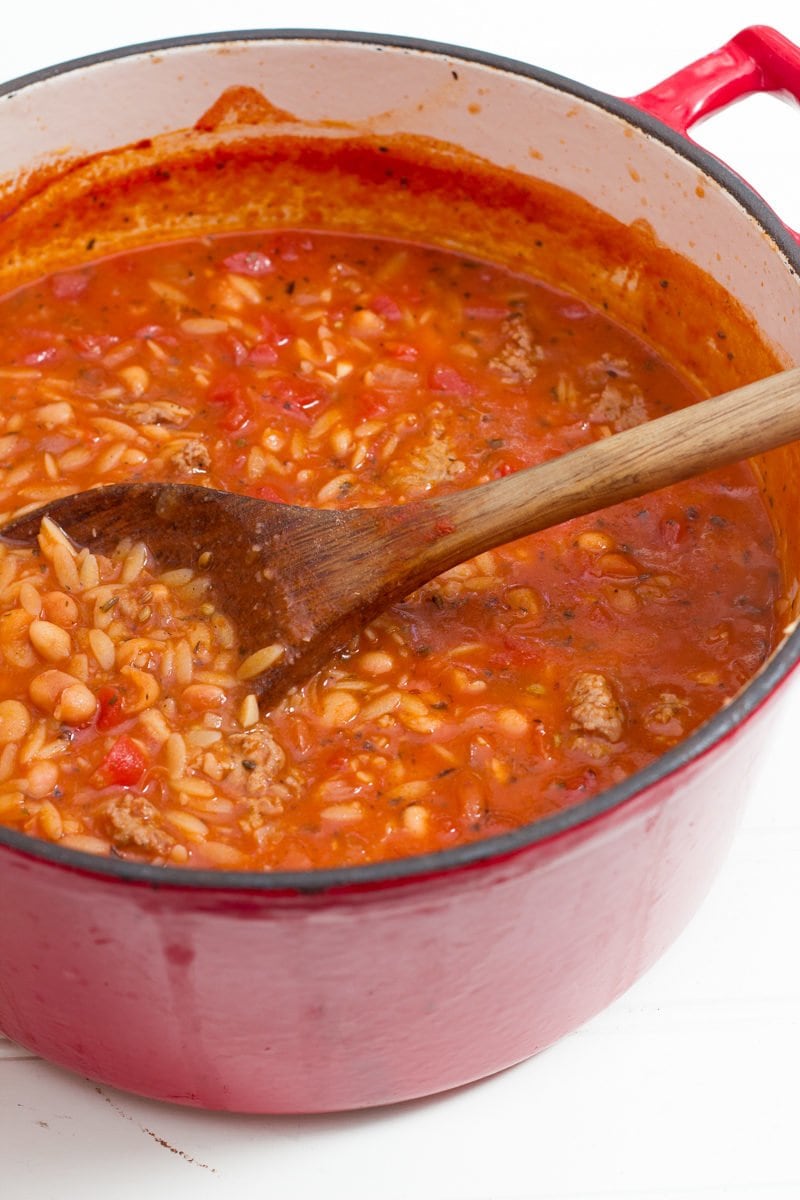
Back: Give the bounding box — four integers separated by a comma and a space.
0, 230, 780, 869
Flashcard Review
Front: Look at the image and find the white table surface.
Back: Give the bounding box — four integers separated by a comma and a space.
2, 3, 799, 1197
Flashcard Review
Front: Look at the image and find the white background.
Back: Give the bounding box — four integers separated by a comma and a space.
2, 3, 799, 1198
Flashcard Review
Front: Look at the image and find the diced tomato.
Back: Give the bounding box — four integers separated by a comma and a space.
75, 333, 120, 358
100, 736, 147, 786
248, 340, 279, 366
226, 335, 249, 366
222, 249, 273, 276
386, 341, 419, 361
370, 293, 403, 321
360, 388, 391, 417
96, 686, 126, 731
51, 272, 89, 300
250, 484, 286, 503
209, 376, 252, 431
262, 374, 325, 418
429, 363, 476, 396
258, 314, 292, 347
23, 345, 59, 366
273, 233, 314, 261
560, 302, 591, 321
244, 314, 293, 367
133, 325, 178, 346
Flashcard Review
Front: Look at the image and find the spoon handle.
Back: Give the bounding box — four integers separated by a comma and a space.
413, 366, 800, 574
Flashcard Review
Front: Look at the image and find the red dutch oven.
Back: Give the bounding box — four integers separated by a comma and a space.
0, 25, 799, 1113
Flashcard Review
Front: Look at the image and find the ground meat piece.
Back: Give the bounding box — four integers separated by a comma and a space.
128, 400, 192, 426
570, 734, 614, 759
225, 725, 286, 797
584, 354, 632, 388
489, 316, 542, 384
171, 439, 210, 473
589, 382, 647, 431
569, 672, 624, 742
648, 692, 686, 724
386, 427, 465, 497
644, 692, 687, 737
240, 785, 291, 833
231, 766, 279, 799
104, 793, 174, 855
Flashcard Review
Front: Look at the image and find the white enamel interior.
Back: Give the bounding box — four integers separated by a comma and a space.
1, 35, 799, 358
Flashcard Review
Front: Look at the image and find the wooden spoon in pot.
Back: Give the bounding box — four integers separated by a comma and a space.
3, 368, 800, 707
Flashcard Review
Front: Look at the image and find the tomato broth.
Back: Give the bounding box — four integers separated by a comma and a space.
0, 229, 780, 869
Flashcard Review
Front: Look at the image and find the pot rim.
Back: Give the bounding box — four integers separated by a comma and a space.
0, 26, 797, 894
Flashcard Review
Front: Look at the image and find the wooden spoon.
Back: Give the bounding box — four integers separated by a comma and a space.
3, 367, 800, 706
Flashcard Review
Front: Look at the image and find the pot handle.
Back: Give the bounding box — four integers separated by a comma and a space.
628, 24, 800, 243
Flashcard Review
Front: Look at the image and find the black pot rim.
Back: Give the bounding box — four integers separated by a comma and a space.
0, 26, 797, 895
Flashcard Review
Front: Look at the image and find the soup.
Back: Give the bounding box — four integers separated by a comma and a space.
0, 229, 779, 869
